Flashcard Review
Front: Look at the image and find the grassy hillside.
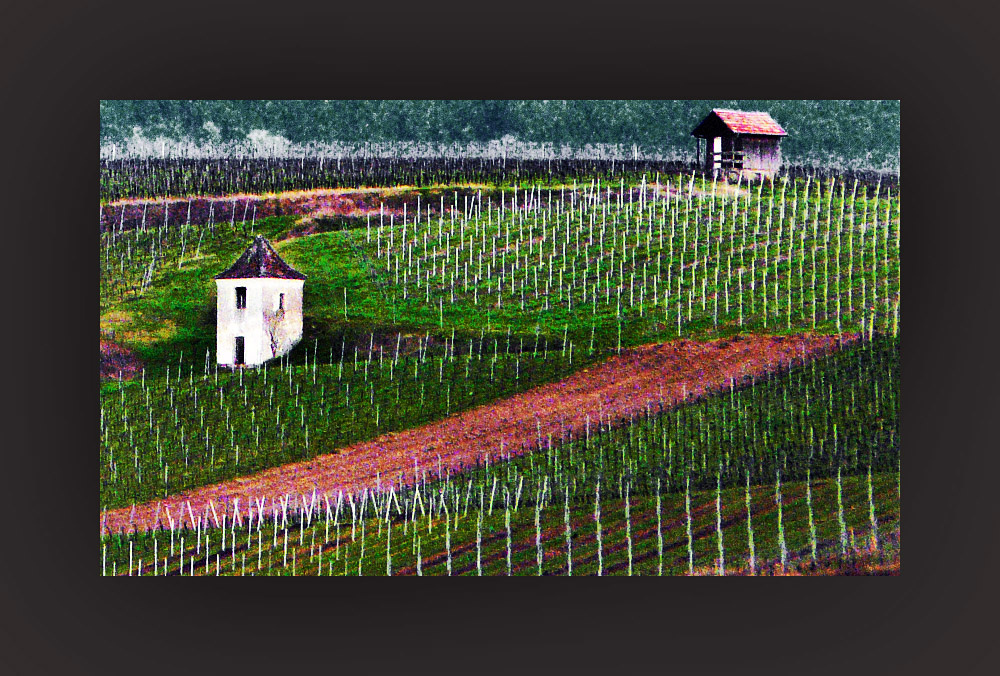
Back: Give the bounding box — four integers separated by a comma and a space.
349, 174, 899, 345
101, 330, 900, 576
100, 338, 595, 510
101, 171, 900, 376
99, 165, 900, 574
101, 328, 898, 535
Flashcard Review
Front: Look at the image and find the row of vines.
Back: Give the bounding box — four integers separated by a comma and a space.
353, 172, 900, 338
100, 157, 899, 203
102, 336, 899, 575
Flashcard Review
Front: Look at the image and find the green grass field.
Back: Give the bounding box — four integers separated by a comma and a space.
101, 173, 899, 375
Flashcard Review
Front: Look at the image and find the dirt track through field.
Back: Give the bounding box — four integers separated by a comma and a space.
101, 333, 856, 534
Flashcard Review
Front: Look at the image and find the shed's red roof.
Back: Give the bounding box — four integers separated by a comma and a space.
215, 235, 306, 280
711, 109, 787, 136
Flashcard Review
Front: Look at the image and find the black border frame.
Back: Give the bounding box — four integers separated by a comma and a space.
3, 0, 999, 674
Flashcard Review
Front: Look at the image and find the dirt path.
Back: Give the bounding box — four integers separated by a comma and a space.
99, 185, 497, 233
101, 332, 856, 534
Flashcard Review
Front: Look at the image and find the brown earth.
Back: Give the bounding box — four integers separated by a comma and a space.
99, 185, 498, 234
691, 526, 901, 576
101, 332, 857, 534
100, 340, 143, 380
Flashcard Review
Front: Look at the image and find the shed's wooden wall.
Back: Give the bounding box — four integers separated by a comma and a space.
742, 136, 781, 176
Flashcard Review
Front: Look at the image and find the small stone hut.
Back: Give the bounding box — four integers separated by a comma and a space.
691, 109, 787, 180
214, 235, 306, 367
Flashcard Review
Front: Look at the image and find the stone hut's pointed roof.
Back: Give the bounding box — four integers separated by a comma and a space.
215, 235, 306, 280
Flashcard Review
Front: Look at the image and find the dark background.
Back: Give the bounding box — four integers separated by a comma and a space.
3, 0, 998, 674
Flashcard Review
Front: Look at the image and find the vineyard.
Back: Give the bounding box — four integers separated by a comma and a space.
349, 172, 900, 341
101, 171, 899, 356
100, 470, 899, 576
99, 159, 900, 575
99, 156, 898, 204
100, 334, 597, 509
100, 336, 900, 575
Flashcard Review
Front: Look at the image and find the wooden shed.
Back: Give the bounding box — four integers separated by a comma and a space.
691, 109, 787, 181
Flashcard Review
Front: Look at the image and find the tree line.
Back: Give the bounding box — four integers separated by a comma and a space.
100, 100, 900, 172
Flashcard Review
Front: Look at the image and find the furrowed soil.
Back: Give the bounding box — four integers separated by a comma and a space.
102, 332, 856, 534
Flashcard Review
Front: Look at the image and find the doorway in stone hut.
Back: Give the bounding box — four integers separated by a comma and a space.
235, 336, 245, 365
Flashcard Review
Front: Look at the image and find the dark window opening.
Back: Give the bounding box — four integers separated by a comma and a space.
278, 293, 285, 310
236, 286, 247, 309
235, 336, 245, 365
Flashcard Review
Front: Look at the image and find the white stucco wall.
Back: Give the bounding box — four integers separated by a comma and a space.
216, 278, 304, 366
